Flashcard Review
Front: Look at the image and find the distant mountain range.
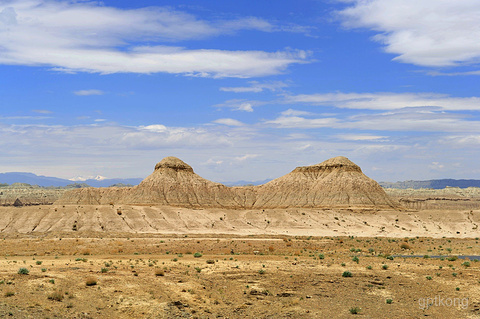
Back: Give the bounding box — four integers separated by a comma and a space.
380, 179, 480, 189
222, 179, 272, 187
0, 172, 143, 188
2, 172, 479, 190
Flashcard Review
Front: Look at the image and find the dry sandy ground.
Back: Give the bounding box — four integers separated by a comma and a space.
0, 205, 480, 238
0, 235, 480, 318
1, 205, 480, 318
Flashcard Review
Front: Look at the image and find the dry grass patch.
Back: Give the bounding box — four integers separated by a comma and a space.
47, 290, 64, 302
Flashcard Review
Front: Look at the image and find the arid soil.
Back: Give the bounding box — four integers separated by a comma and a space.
0, 234, 479, 318
1, 205, 479, 238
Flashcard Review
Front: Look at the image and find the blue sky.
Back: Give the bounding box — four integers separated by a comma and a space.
1, 0, 480, 183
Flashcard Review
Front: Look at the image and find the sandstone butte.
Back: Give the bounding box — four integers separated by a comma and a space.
56, 156, 399, 209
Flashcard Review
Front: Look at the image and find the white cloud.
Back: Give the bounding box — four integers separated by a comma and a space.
0, 1, 308, 77
74, 89, 104, 96
214, 99, 266, 112
440, 135, 480, 146
285, 92, 480, 111
140, 125, 167, 132
213, 118, 245, 126
205, 158, 223, 165
32, 109, 52, 114
336, 134, 387, 141
345, 109, 480, 132
281, 109, 313, 116
0, 115, 51, 120
265, 115, 339, 128
338, 0, 480, 67
267, 107, 480, 133
429, 162, 445, 170
220, 81, 289, 93
1, 120, 480, 182
235, 154, 258, 161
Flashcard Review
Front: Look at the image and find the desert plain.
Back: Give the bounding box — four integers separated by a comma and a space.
1, 157, 480, 318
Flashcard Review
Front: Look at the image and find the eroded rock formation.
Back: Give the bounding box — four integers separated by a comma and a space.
56, 156, 398, 209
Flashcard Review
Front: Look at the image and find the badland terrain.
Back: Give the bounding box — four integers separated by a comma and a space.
0, 156, 479, 318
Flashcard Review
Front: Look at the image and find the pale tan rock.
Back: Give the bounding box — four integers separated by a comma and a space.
253, 156, 398, 209
56, 156, 399, 209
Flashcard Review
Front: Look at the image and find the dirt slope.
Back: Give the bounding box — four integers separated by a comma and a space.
2, 205, 479, 238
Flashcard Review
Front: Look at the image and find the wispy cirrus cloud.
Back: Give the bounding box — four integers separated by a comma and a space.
32, 109, 53, 114
73, 89, 104, 96
337, 0, 480, 68
284, 92, 480, 111
266, 107, 480, 133
220, 81, 289, 93
213, 118, 245, 126
0, 1, 308, 77
336, 134, 387, 141
214, 99, 267, 112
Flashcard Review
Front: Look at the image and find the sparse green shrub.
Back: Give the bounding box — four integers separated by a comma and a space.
386, 299, 393, 304
382, 264, 389, 270
193, 252, 203, 258
342, 271, 352, 277
18, 267, 29, 275
36, 261, 42, 265
258, 269, 266, 275
101, 268, 108, 273
352, 256, 359, 264
318, 253, 325, 259
426, 276, 432, 280
349, 307, 360, 314
206, 259, 215, 264
41, 268, 47, 272
462, 261, 471, 267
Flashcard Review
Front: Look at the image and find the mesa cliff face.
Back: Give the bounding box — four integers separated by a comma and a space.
56, 156, 398, 209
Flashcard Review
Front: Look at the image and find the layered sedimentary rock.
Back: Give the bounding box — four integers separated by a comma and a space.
56, 156, 398, 209
253, 156, 397, 208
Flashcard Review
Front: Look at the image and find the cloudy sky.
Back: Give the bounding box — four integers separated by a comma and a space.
1, 0, 480, 183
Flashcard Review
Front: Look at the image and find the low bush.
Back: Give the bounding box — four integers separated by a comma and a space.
18, 268, 29, 275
